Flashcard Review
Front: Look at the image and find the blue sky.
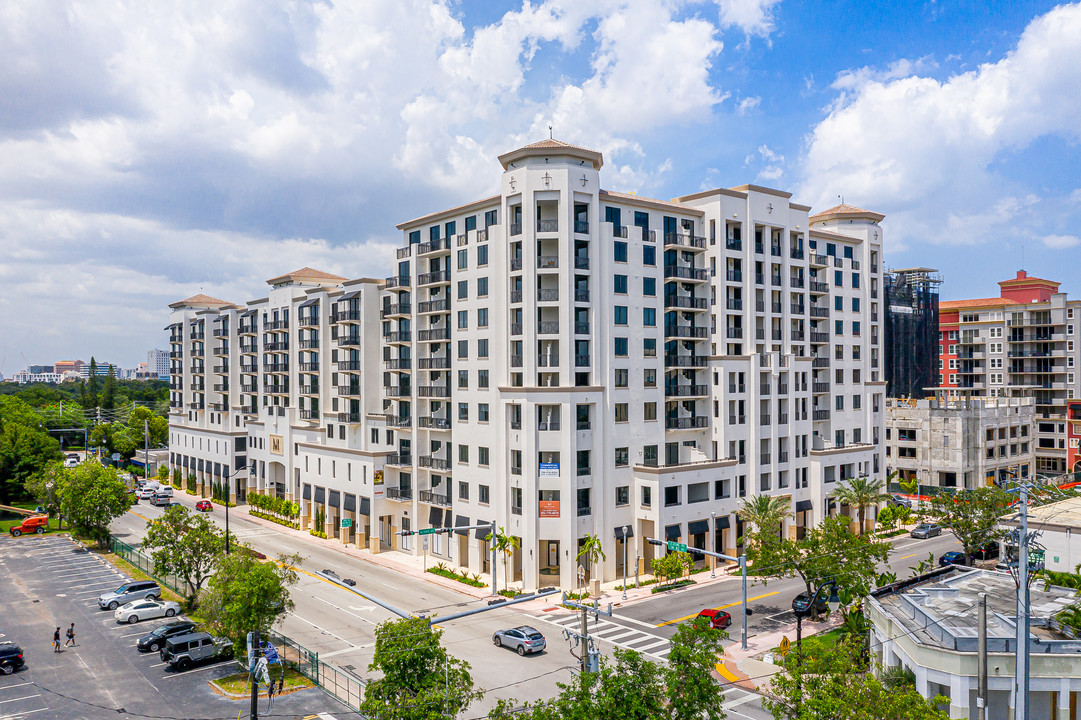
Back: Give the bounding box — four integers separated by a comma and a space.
1, 0, 1079, 370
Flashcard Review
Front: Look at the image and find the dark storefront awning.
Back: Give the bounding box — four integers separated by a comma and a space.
475, 523, 491, 540
339, 291, 360, 301
302, 484, 312, 501
795, 499, 813, 513
715, 515, 731, 530
314, 486, 325, 504
444, 511, 454, 529
359, 497, 371, 516
344, 493, 356, 513
429, 507, 443, 527
329, 490, 340, 508
614, 526, 634, 540
298, 298, 318, 308
687, 519, 709, 536
665, 524, 682, 541
454, 516, 471, 536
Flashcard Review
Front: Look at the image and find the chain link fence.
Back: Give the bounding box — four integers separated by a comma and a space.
109, 536, 193, 598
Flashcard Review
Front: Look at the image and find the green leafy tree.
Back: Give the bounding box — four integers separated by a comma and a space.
926, 485, 1011, 557
199, 550, 300, 647
738, 494, 791, 549
127, 406, 168, 447
24, 462, 65, 521
486, 526, 520, 592
576, 533, 606, 585
651, 550, 694, 587
58, 462, 130, 546
143, 505, 225, 608
101, 364, 117, 409
0, 417, 62, 504
833, 475, 891, 535
763, 637, 949, 720
747, 516, 889, 607
490, 620, 727, 720
897, 472, 923, 521
360, 617, 480, 720
87, 357, 100, 406
155, 464, 170, 481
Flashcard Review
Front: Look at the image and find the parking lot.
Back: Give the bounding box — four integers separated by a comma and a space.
0, 533, 346, 720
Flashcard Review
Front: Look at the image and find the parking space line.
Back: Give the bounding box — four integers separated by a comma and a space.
0, 706, 50, 717
160, 662, 233, 678
0, 684, 32, 690
0, 695, 41, 705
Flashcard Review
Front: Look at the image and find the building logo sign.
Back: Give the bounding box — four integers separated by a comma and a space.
539, 501, 560, 518
539, 462, 559, 478
269, 435, 284, 455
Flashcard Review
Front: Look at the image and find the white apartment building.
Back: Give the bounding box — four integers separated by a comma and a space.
939, 272, 1081, 476
885, 395, 1036, 489
167, 140, 885, 591
148, 348, 170, 380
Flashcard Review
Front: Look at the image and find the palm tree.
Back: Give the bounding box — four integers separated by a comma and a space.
737, 495, 791, 549
576, 533, 606, 589
834, 475, 891, 535
486, 526, 520, 592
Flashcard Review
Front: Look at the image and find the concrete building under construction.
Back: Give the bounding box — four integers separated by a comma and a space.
884, 267, 941, 398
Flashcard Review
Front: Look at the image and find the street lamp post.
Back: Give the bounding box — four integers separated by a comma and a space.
220, 466, 241, 555
710, 512, 717, 578
793, 579, 841, 704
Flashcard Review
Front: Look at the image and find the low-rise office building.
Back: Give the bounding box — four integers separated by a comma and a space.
869, 567, 1081, 720
885, 395, 1035, 490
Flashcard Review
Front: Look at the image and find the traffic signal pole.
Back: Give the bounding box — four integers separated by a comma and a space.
647, 537, 750, 650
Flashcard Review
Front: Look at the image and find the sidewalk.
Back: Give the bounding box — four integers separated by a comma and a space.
714, 612, 843, 692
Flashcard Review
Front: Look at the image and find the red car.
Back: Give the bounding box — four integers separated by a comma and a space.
195, 500, 213, 512
696, 608, 732, 630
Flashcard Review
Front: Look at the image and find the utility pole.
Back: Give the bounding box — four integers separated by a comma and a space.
250, 628, 260, 720
1015, 486, 1030, 720
561, 593, 612, 674
977, 592, 987, 720
490, 520, 497, 596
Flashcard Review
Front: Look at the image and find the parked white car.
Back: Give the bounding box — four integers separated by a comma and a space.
136, 487, 156, 500
114, 599, 181, 624
154, 485, 174, 498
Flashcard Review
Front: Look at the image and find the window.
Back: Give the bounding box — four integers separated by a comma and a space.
458, 370, 468, 388
476, 245, 488, 266
643, 277, 656, 296
615, 337, 628, 356
458, 340, 468, 359
614, 274, 628, 293
484, 209, 497, 227
644, 402, 657, 421
615, 369, 629, 387
477, 277, 488, 297
643, 245, 656, 265
614, 306, 628, 325
834, 296, 843, 311
641, 486, 652, 507
835, 320, 844, 335
458, 445, 469, 463
477, 339, 488, 358
458, 481, 468, 500
644, 444, 658, 465
852, 273, 860, 288
852, 321, 861, 336
409, 230, 420, 244
644, 369, 657, 387
664, 486, 680, 507
835, 395, 844, 410
430, 226, 440, 241
478, 370, 489, 388
615, 447, 629, 467
457, 310, 468, 329
479, 447, 489, 466
576, 488, 591, 516
643, 308, 656, 326
616, 485, 629, 505
614, 241, 628, 262
643, 338, 656, 357
852, 395, 861, 409
465, 215, 476, 232
479, 485, 490, 504
478, 403, 489, 422
851, 297, 860, 312
614, 403, 628, 422
576, 450, 590, 476
834, 270, 844, 287
476, 308, 488, 328
457, 249, 468, 270
458, 403, 468, 421
458, 280, 468, 300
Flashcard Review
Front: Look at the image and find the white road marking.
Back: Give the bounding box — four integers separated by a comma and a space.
320, 643, 374, 659
624, 637, 669, 652
722, 692, 760, 710
0, 696, 41, 705
287, 612, 357, 647
161, 662, 231, 678
315, 597, 376, 625
0, 706, 51, 718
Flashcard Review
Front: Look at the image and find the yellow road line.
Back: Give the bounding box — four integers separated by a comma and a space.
128, 509, 150, 522
656, 591, 780, 627
899, 553, 918, 560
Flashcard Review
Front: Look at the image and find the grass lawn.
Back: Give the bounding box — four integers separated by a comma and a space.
211, 667, 313, 696
772, 627, 845, 665
0, 502, 64, 534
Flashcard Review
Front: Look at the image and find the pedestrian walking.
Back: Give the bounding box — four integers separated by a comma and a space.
65, 622, 76, 647
52, 627, 61, 653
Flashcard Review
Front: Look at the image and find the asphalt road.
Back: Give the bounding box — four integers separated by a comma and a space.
619, 531, 962, 640
0, 533, 347, 720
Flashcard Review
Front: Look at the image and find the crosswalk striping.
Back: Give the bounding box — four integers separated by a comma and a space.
529, 612, 673, 659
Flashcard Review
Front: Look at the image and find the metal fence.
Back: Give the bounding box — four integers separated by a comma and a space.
109, 536, 193, 598
266, 630, 365, 711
